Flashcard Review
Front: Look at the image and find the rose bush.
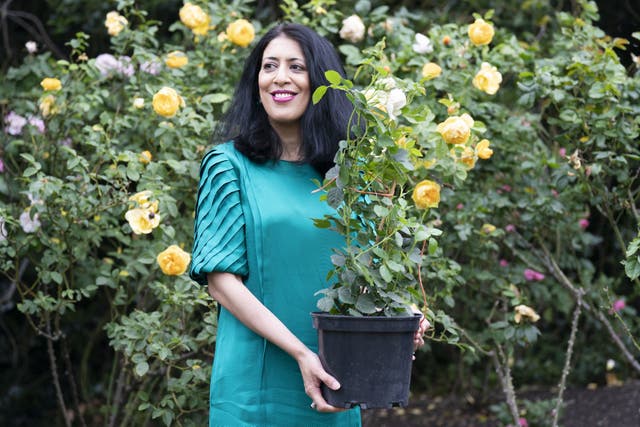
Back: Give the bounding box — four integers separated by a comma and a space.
0, 0, 638, 426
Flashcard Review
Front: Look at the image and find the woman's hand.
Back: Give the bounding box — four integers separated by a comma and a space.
296, 349, 346, 413
413, 315, 430, 355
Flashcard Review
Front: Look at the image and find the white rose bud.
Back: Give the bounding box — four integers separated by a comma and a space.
133, 97, 145, 109
386, 88, 406, 121
339, 15, 365, 43
412, 33, 433, 54
25, 41, 38, 54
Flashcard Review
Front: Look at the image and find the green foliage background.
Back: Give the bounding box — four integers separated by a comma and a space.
1, 0, 639, 426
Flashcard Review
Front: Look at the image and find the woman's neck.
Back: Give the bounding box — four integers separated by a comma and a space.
271, 121, 302, 161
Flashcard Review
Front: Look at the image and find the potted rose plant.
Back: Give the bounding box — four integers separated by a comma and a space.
310, 40, 489, 409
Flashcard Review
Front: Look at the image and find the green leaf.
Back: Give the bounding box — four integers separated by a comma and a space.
331, 254, 345, 267
51, 271, 63, 285
386, 259, 403, 272
325, 70, 342, 85
338, 286, 356, 304
317, 296, 335, 312
355, 294, 377, 314
135, 361, 149, 377
428, 238, 438, 255
201, 93, 230, 104
23, 167, 39, 177
312, 85, 328, 104
379, 265, 392, 282
623, 257, 640, 280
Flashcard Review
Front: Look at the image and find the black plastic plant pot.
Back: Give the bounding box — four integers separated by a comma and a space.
311, 312, 421, 409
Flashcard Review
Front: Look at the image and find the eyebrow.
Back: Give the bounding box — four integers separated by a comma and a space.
263, 56, 305, 62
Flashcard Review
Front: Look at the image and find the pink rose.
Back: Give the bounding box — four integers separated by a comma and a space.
499, 259, 509, 267
610, 299, 625, 313
456, 203, 464, 210
579, 218, 589, 229
505, 224, 516, 232
524, 268, 545, 281
559, 147, 566, 157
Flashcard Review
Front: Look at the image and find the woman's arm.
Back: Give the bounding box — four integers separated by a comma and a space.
207, 271, 344, 413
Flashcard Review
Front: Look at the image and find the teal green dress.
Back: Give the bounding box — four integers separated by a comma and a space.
190, 142, 361, 427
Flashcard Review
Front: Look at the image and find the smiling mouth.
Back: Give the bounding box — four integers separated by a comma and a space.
271, 91, 297, 102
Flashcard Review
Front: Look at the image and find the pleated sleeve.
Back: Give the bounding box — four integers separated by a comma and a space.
190, 147, 249, 286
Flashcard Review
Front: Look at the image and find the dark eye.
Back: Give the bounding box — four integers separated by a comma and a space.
262, 62, 277, 71
291, 64, 306, 72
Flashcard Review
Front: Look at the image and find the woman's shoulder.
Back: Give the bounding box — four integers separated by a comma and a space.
202, 141, 245, 166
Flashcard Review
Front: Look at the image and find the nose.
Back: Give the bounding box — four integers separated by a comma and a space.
273, 66, 290, 85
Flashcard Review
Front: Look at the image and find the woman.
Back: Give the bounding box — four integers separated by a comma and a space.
190, 23, 427, 426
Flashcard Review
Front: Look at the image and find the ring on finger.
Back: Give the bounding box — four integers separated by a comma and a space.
310, 402, 317, 409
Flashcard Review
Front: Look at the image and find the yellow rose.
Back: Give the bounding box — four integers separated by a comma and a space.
481, 223, 496, 234
226, 19, 255, 48
437, 113, 474, 144
412, 180, 441, 209
468, 18, 494, 46
157, 245, 191, 275
514, 304, 540, 323
165, 51, 189, 69
125, 208, 160, 234
105, 11, 128, 36
179, 3, 211, 35
421, 62, 442, 80
40, 77, 62, 91
152, 87, 183, 118
476, 139, 493, 159
472, 62, 502, 95
139, 151, 152, 164
39, 95, 56, 117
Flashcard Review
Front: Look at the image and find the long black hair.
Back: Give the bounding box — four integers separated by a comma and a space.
216, 23, 354, 175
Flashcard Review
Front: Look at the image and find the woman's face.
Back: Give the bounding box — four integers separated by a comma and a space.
258, 35, 310, 129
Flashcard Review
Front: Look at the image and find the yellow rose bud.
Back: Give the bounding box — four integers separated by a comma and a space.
472, 62, 502, 95
395, 136, 408, 148
39, 95, 56, 117
157, 245, 191, 276
476, 139, 493, 159
422, 159, 436, 169
421, 62, 442, 80
129, 190, 153, 205
125, 208, 160, 234
437, 114, 474, 144
152, 87, 183, 118
179, 3, 211, 35
514, 304, 540, 324
226, 19, 255, 48
165, 51, 189, 69
105, 11, 128, 36
139, 150, 152, 164
40, 77, 62, 91
451, 145, 476, 169
468, 18, 494, 46
412, 180, 441, 209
